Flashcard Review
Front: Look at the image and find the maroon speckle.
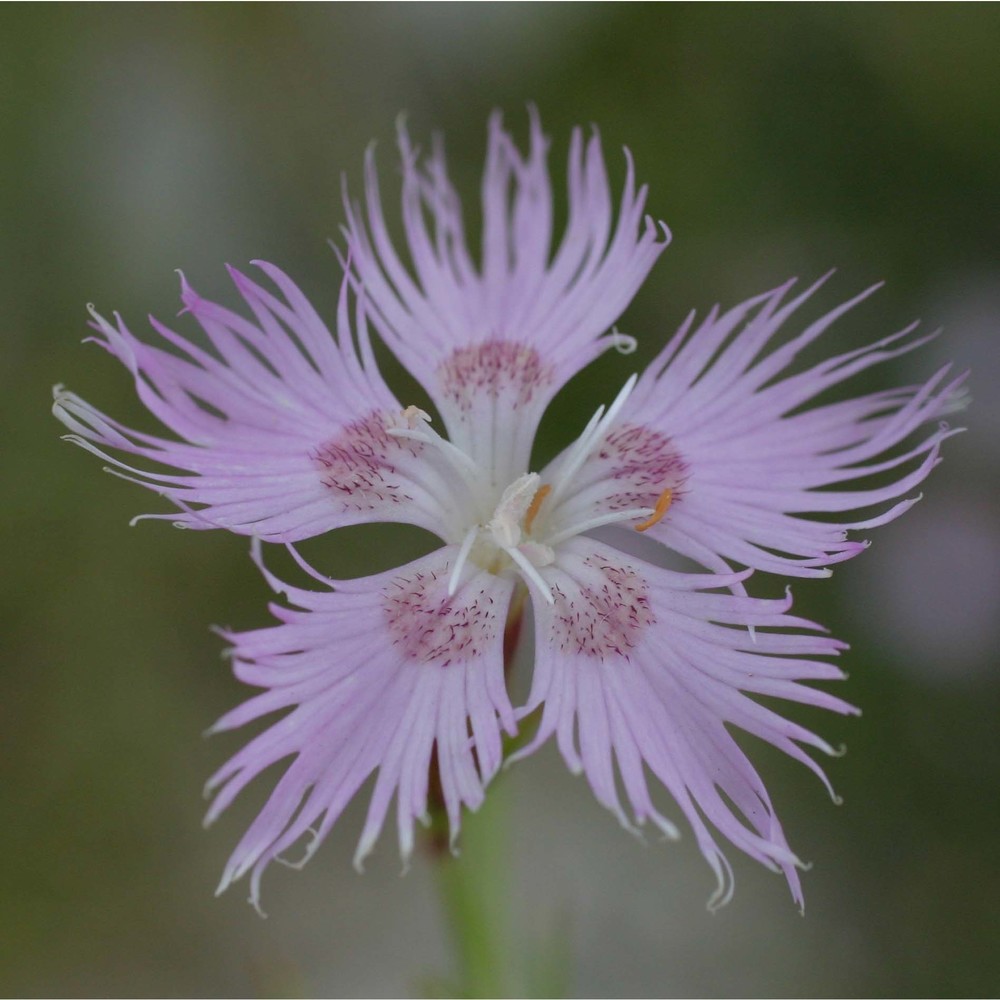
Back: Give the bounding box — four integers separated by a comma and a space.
552, 554, 656, 659
598, 423, 689, 514
383, 566, 501, 665
437, 340, 554, 412
312, 410, 421, 513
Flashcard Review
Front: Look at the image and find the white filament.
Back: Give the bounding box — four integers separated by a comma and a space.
447, 525, 479, 596
545, 374, 638, 508
503, 544, 554, 604
545, 504, 656, 548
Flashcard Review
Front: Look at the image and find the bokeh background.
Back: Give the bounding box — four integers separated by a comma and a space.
3, 4, 999, 997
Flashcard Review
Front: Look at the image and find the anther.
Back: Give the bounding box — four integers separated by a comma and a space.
635, 488, 673, 532
400, 404, 430, 426
523, 483, 551, 534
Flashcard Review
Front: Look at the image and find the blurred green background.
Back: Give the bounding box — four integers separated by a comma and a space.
3, 4, 999, 997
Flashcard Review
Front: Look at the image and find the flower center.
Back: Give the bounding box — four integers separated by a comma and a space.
385, 376, 676, 604
463, 472, 558, 598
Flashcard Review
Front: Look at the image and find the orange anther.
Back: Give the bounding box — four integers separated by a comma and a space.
635, 488, 673, 532
523, 483, 552, 534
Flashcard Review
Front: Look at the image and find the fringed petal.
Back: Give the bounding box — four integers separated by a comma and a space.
54, 266, 467, 541
515, 538, 853, 910
568, 279, 967, 577
206, 546, 516, 911
343, 109, 670, 483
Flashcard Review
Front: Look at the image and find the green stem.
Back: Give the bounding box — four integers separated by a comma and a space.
434, 780, 514, 998
425, 596, 526, 998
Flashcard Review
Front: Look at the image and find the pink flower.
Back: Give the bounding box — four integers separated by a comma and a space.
54, 112, 964, 912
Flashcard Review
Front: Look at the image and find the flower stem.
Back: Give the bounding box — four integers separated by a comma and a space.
433, 781, 514, 998
424, 596, 526, 998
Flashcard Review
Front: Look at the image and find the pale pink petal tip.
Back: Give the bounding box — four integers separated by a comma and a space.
581, 275, 967, 581
204, 548, 516, 909
518, 539, 856, 909
54, 267, 463, 542
342, 113, 670, 451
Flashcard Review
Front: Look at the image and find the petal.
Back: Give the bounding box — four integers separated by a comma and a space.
206, 545, 516, 911
343, 109, 670, 483
570, 277, 967, 577
515, 538, 852, 909
53, 265, 466, 541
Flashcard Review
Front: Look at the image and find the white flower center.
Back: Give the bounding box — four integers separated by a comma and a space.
386, 376, 671, 604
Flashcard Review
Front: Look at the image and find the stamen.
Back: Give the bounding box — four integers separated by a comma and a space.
447, 525, 479, 596
385, 407, 485, 493
400, 404, 431, 425
635, 488, 673, 532
523, 483, 551, 534
503, 544, 555, 604
599, 373, 639, 438
545, 506, 656, 548
547, 374, 639, 507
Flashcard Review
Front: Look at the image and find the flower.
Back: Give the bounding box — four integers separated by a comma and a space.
54, 112, 964, 912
